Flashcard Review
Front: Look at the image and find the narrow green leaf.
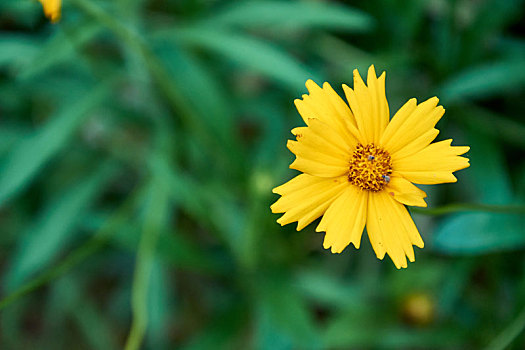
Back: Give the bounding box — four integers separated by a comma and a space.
0, 126, 28, 156
145, 259, 172, 349
0, 34, 38, 69
439, 60, 525, 102
204, 0, 373, 32
175, 27, 318, 90
0, 80, 114, 206
433, 212, 525, 254
64, 277, 120, 350
0, 187, 143, 311
294, 270, 361, 309
17, 22, 104, 80
256, 273, 321, 349
153, 44, 241, 163
5, 163, 117, 290
125, 157, 171, 350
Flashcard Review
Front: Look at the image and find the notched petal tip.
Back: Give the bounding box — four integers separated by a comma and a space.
293, 98, 303, 106
353, 68, 365, 84
305, 79, 322, 93
428, 96, 440, 105
269, 202, 280, 213
322, 82, 333, 90
305, 79, 316, 87
286, 139, 297, 153
367, 64, 377, 78
330, 246, 344, 254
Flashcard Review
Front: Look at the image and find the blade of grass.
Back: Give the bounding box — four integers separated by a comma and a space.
439, 60, 525, 103
174, 27, 317, 90
16, 21, 104, 80
0, 186, 144, 311
125, 158, 171, 350
202, 0, 373, 32
0, 78, 116, 206
6, 162, 118, 290
71, 0, 240, 173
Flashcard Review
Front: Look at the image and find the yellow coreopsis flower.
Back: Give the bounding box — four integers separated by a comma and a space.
271, 65, 470, 269
38, 0, 61, 22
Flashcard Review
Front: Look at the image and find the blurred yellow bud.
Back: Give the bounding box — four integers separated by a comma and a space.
38, 0, 61, 23
401, 292, 435, 326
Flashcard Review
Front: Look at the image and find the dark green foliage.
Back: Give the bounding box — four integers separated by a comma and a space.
0, 0, 524, 349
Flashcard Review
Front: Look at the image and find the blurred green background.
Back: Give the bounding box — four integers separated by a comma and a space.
1, 0, 525, 349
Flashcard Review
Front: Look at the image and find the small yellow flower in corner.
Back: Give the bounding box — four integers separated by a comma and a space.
271, 65, 470, 269
38, 0, 61, 23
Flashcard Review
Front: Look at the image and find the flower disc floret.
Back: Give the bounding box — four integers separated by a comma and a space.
348, 143, 392, 192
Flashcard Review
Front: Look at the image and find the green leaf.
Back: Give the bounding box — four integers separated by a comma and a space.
145, 259, 172, 349
0, 126, 28, 156
5, 163, 117, 290
204, 0, 373, 32
16, 22, 104, 80
125, 155, 171, 350
433, 212, 525, 254
0, 34, 38, 69
0, 80, 114, 206
59, 276, 120, 350
174, 27, 318, 90
439, 60, 525, 103
256, 272, 321, 349
153, 43, 240, 160
294, 269, 361, 309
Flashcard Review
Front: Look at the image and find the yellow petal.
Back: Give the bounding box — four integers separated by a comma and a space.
39, 0, 61, 22
392, 128, 440, 160
322, 82, 358, 130
287, 139, 349, 178
291, 118, 354, 158
288, 140, 347, 166
294, 80, 361, 145
343, 66, 389, 144
317, 185, 367, 253
381, 97, 444, 155
271, 174, 347, 230
395, 171, 458, 185
366, 66, 389, 142
394, 140, 470, 184
366, 192, 424, 269
385, 175, 427, 207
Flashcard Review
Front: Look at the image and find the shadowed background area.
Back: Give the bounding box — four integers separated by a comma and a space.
1, 0, 525, 349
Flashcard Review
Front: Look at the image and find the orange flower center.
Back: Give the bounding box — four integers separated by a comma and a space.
348, 143, 393, 192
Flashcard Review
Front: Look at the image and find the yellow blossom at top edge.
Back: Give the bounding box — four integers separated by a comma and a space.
271, 65, 470, 269
38, 0, 61, 23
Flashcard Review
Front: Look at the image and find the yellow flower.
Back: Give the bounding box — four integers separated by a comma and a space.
271, 65, 470, 269
38, 0, 61, 23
